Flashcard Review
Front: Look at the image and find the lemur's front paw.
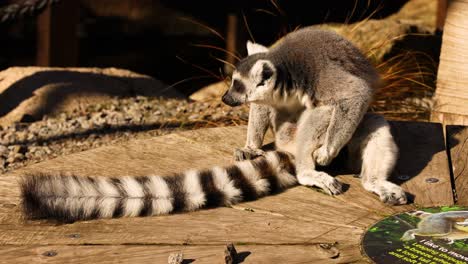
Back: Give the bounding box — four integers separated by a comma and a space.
313, 146, 337, 166
372, 181, 407, 205
297, 170, 344, 195
234, 147, 265, 161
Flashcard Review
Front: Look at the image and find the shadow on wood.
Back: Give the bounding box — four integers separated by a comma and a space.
0, 68, 182, 126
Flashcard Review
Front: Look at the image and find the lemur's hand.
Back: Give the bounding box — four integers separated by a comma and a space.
234, 147, 265, 161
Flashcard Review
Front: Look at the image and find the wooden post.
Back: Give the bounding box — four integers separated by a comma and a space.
437, 0, 448, 31
225, 13, 247, 75
431, 0, 468, 126
36, 0, 79, 67
224, 14, 238, 75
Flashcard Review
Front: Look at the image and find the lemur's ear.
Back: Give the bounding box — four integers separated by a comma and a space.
251, 60, 275, 84
247, 40, 269, 55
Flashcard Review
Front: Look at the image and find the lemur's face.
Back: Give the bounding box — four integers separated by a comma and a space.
222, 41, 276, 106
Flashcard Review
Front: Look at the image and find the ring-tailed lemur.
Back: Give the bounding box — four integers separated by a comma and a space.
401, 210, 468, 242
20, 28, 407, 223
222, 27, 404, 200
21, 110, 405, 223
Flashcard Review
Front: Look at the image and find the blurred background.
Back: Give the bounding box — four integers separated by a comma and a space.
0, 0, 447, 172
1, 0, 415, 95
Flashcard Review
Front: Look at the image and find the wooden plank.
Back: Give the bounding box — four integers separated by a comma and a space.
0, 244, 355, 264
37, 0, 79, 66
431, 111, 468, 126
390, 121, 454, 206
0, 173, 385, 258
0, 126, 393, 263
431, 0, 468, 120
446, 125, 468, 205
0, 123, 449, 263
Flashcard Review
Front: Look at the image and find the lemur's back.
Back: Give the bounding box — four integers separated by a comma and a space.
269, 28, 380, 93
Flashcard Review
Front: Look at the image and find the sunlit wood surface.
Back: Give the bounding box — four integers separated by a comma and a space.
0, 123, 465, 263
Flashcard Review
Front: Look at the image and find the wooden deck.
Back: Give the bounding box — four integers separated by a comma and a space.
0, 122, 466, 263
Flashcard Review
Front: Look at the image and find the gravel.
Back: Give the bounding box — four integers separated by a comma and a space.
0, 96, 249, 173
0, 94, 429, 174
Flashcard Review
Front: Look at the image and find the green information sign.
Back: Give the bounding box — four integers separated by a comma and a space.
362, 207, 468, 264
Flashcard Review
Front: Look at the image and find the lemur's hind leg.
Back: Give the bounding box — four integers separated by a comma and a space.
313, 74, 371, 166
295, 106, 343, 195
348, 114, 407, 205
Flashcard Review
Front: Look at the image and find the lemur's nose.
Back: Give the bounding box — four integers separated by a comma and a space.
221, 92, 241, 107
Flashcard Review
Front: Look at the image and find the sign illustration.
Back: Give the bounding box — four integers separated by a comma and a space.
362, 207, 468, 264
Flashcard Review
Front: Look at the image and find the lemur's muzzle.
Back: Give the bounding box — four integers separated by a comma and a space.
221, 91, 242, 107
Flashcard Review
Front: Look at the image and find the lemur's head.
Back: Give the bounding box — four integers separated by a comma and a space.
222, 41, 277, 106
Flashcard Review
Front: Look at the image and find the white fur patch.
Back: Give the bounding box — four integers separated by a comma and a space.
212, 166, 242, 204
183, 170, 206, 211
97, 178, 120, 218
77, 177, 100, 218
300, 93, 313, 108
265, 152, 280, 168
65, 176, 81, 196
62, 177, 82, 219
120, 177, 144, 217
360, 119, 397, 185
147, 176, 173, 215
246, 40, 269, 55
265, 152, 297, 188
237, 161, 270, 196
48, 176, 66, 197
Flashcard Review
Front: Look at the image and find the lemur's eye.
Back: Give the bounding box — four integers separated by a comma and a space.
232, 80, 245, 93
257, 63, 273, 87
262, 64, 274, 80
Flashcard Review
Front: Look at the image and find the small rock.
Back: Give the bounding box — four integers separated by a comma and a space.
27, 132, 37, 141
0, 145, 7, 155
188, 114, 200, 120
9, 145, 27, 155
7, 152, 24, 163
16, 131, 27, 142
4, 131, 15, 143
43, 146, 52, 154
168, 252, 183, 264
315, 243, 340, 259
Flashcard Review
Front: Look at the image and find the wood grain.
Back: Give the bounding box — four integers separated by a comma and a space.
390, 121, 453, 206
431, 0, 468, 121
0, 123, 453, 262
446, 125, 468, 205
0, 244, 361, 264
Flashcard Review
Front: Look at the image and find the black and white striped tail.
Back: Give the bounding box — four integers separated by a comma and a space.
21, 151, 297, 222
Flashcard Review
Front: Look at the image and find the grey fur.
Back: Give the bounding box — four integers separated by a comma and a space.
274, 107, 406, 202
223, 27, 401, 199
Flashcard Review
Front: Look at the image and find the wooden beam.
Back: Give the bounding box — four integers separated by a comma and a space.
0, 244, 357, 264
0, 124, 455, 262
446, 125, 468, 205
36, 0, 79, 67
224, 13, 247, 75
431, 0, 468, 125
437, 0, 448, 31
